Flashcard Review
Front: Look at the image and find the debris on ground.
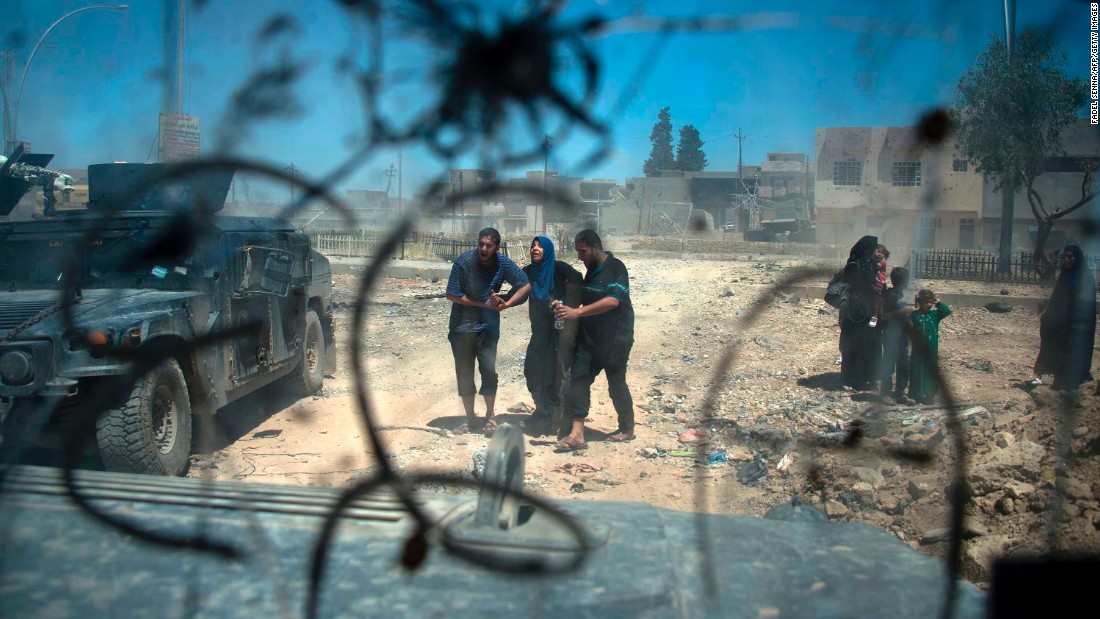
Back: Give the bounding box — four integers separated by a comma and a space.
552, 462, 602, 475
677, 429, 711, 445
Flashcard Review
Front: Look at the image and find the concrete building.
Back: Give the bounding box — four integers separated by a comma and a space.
978, 118, 1100, 253
814, 121, 1099, 252
759, 153, 810, 199
813, 126, 983, 249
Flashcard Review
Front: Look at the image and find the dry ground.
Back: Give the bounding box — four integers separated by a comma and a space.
189, 252, 1100, 586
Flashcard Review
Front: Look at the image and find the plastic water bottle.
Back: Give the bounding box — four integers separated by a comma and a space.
552, 299, 564, 330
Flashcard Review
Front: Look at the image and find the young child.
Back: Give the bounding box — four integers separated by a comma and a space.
908, 289, 952, 404
879, 267, 914, 404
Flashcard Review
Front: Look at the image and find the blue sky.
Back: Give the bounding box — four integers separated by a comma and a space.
2, 1, 1091, 201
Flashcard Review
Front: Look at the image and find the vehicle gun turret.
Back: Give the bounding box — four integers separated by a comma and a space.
0, 145, 74, 217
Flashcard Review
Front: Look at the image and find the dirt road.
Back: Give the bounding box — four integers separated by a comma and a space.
188, 252, 1100, 584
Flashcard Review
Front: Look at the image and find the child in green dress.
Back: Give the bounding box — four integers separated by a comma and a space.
908, 289, 952, 404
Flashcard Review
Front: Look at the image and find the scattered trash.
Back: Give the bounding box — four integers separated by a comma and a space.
725, 445, 754, 461
677, 428, 711, 445
638, 447, 669, 458
669, 449, 696, 457
252, 429, 282, 439
964, 360, 994, 372
776, 453, 793, 471
984, 302, 1012, 313
506, 402, 534, 414
570, 482, 585, 493
552, 462, 602, 475
959, 406, 992, 421
706, 452, 728, 465
471, 448, 487, 480
737, 460, 768, 485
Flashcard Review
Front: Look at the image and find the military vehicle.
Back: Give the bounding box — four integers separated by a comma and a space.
0, 150, 335, 476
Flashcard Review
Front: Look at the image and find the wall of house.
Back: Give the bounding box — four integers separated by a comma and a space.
813, 126, 985, 249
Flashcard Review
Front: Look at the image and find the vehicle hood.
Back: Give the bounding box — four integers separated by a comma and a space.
0, 288, 204, 340
0, 465, 987, 619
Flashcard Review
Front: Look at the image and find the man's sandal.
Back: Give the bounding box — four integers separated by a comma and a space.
554, 437, 588, 453
455, 416, 480, 436
607, 432, 636, 442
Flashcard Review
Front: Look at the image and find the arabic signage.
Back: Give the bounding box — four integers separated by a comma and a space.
158, 113, 200, 162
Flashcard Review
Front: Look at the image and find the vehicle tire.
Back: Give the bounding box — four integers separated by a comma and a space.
96, 358, 193, 476
290, 310, 325, 396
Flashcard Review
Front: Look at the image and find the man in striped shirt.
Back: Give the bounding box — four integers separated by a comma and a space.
551, 229, 636, 451
445, 227, 530, 435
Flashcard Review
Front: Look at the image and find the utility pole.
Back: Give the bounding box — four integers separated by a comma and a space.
997, 0, 1017, 274
734, 128, 747, 180
542, 134, 551, 234
734, 129, 748, 232
176, 0, 185, 114
1, 49, 13, 155
286, 162, 299, 204
398, 148, 404, 259
383, 162, 397, 198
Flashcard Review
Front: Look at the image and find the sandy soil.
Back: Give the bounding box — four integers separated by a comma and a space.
188, 252, 1100, 585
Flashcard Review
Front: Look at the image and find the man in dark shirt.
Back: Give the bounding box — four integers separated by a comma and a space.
552, 229, 635, 450
445, 228, 530, 435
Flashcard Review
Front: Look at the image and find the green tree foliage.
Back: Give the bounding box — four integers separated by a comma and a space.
675, 124, 708, 172
643, 107, 675, 177
954, 29, 1093, 272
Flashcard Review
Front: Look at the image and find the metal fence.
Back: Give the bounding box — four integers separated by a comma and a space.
909, 248, 1099, 283
304, 229, 511, 261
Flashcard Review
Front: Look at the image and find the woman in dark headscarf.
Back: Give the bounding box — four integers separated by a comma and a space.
504, 236, 583, 436
1034, 245, 1097, 392
838, 235, 883, 390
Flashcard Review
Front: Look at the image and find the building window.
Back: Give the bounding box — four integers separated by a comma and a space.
892, 161, 922, 186
959, 218, 976, 249
918, 217, 939, 248
952, 159, 968, 172
832, 161, 862, 186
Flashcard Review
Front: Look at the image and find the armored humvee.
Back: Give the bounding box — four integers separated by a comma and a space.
0, 151, 335, 476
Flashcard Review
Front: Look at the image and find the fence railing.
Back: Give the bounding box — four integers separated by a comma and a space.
909, 249, 1098, 284
304, 229, 511, 261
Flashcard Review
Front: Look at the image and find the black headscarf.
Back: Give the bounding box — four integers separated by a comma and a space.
842, 235, 879, 320
1054, 245, 1092, 298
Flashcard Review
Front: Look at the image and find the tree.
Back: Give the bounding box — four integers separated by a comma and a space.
642, 107, 675, 177
675, 124, 708, 172
954, 28, 1093, 275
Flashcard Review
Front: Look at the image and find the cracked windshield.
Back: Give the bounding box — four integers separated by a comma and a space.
1, 1, 1098, 617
